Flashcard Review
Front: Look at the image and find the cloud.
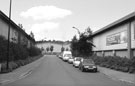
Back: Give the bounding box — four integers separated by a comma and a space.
29, 22, 59, 40
31, 22, 59, 32
20, 6, 72, 20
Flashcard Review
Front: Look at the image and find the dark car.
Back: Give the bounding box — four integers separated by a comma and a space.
79, 59, 97, 72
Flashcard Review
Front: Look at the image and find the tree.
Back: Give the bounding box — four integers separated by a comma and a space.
78, 33, 93, 57
50, 45, 54, 52
70, 35, 79, 56
70, 27, 94, 58
30, 31, 34, 39
66, 48, 69, 51
46, 47, 49, 52
61, 47, 65, 52
84, 27, 92, 36
18, 23, 23, 29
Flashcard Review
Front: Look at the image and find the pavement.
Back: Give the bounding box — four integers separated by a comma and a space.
0, 55, 45, 85
98, 66, 135, 84
0, 55, 134, 86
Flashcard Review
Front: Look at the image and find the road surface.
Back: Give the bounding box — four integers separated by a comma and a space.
4, 55, 134, 86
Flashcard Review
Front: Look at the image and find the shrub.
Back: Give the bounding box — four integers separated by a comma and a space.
91, 55, 135, 73
0, 35, 42, 73
0, 55, 42, 73
0, 36, 29, 62
28, 46, 41, 56
1, 61, 18, 73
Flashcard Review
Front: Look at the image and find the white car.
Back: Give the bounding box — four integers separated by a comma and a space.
63, 54, 72, 61
73, 57, 82, 67
68, 57, 74, 63
62, 51, 72, 61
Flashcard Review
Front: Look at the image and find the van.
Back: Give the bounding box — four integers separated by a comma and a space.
62, 51, 72, 61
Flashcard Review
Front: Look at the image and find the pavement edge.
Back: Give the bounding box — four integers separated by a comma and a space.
98, 66, 135, 84
0, 55, 45, 85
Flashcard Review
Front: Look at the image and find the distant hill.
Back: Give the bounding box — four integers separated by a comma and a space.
36, 40, 71, 53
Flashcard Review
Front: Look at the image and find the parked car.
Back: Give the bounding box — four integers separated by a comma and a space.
79, 59, 97, 72
63, 54, 72, 61
62, 51, 72, 61
73, 57, 82, 67
58, 53, 63, 59
68, 56, 74, 64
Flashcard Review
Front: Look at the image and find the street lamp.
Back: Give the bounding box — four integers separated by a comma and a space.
72, 26, 81, 35
7, 0, 12, 70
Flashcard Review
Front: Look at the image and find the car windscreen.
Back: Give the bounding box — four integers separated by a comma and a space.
65, 54, 72, 57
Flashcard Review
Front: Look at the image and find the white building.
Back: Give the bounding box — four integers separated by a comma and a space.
92, 12, 135, 58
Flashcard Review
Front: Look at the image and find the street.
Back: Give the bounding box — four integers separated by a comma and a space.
4, 55, 134, 86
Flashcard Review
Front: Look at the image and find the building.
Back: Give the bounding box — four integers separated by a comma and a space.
36, 41, 71, 53
92, 12, 135, 58
0, 10, 35, 48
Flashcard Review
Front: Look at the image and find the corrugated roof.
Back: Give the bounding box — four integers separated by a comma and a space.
92, 11, 135, 36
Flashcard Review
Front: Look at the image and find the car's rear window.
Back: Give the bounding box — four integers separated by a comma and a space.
83, 59, 94, 64
75, 58, 81, 61
65, 54, 72, 57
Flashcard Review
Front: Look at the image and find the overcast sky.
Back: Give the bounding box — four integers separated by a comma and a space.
0, 0, 135, 41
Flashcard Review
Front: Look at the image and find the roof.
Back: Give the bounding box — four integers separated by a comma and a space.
0, 10, 35, 42
92, 11, 135, 37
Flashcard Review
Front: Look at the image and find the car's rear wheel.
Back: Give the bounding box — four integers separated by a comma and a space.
81, 67, 85, 72
94, 69, 97, 72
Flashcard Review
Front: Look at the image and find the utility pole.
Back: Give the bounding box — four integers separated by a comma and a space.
7, 0, 12, 70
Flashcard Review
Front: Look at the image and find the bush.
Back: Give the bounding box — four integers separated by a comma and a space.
0, 36, 29, 62
0, 55, 42, 73
28, 46, 41, 57
1, 62, 18, 73
0, 35, 42, 73
91, 55, 135, 73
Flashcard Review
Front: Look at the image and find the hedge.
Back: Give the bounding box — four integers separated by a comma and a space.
0, 35, 41, 62
91, 56, 135, 73
28, 46, 41, 57
0, 35, 42, 73
0, 55, 43, 73
0, 36, 29, 62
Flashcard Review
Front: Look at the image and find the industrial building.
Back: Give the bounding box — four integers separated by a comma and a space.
92, 12, 135, 58
0, 10, 35, 48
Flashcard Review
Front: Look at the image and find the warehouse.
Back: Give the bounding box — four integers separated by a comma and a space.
0, 10, 35, 48
92, 12, 135, 58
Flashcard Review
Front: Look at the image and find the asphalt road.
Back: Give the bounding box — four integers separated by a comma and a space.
4, 55, 134, 86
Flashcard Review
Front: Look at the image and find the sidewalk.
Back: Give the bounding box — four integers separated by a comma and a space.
98, 66, 135, 84
0, 55, 45, 85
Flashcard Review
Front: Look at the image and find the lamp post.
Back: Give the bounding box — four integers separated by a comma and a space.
72, 26, 81, 36
6, 0, 12, 70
